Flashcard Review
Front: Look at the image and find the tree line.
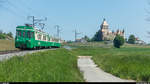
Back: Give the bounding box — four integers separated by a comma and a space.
81, 33, 136, 44
76, 32, 136, 48
0, 30, 13, 39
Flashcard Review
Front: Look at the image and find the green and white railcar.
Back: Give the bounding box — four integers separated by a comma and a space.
15, 24, 61, 49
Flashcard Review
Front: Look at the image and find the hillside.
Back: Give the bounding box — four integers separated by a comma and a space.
0, 32, 13, 40
0, 40, 18, 51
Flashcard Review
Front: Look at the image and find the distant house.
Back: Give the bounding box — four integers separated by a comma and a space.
135, 38, 146, 45
59, 40, 65, 43
75, 38, 87, 43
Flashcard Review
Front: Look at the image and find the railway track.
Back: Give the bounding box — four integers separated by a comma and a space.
0, 50, 21, 55
0, 48, 57, 55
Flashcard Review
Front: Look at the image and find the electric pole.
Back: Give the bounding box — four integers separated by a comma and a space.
74, 29, 81, 42
39, 23, 45, 30
27, 16, 47, 29
54, 25, 62, 39
54, 25, 62, 43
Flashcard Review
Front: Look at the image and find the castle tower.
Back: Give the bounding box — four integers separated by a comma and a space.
101, 18, 109, 31
96, 18, 125, 41
99, 18, 109, 40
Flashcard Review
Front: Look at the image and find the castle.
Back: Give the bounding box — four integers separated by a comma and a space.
98, 19, 125, 41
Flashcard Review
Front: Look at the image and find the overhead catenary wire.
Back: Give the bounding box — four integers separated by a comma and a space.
27, 16, 47, 28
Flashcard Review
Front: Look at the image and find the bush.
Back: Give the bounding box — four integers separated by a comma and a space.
7, 32, 13, 38
128, 35, 136, 44
0, 34, 6, 39
113, 35, 125, 48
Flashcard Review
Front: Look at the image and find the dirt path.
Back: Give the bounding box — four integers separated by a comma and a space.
77, 56, 135, 82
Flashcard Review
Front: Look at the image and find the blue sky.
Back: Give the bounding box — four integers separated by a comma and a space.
0, 0, 150, 43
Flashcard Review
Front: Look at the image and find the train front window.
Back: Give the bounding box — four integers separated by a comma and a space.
16, 31, 21, 37
23, 32, 26, 37
27, 31, 34, 38
27, 31, 31, 38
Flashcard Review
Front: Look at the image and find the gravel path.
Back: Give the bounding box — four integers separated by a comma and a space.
0, 49, 56, 61
77, 56, 135, 82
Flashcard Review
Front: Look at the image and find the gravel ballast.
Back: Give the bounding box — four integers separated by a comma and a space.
0, 49, 56, 61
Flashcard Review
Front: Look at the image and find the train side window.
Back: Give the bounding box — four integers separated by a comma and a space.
38, 34, 41, 40
48, 37, 50, 41
32, 32, 34, 38
43, 35, 46, 40
31, 32, 34, 38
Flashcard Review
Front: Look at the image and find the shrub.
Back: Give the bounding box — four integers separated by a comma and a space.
7, 32, 13, 38
128, 35, 136, 44
0, 34, 6, 39
113, 35, 125, 48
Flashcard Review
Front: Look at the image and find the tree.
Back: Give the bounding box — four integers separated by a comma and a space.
83, 35, 91, 42
113, 35, 125, 48
7, 32, 13, 38
91, 31, 102, 41
0, 34, 6, 39
128, 35, 136, 44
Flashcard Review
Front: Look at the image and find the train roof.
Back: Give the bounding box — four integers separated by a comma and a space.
16, 25, 50, 36
16, 25, 33, 29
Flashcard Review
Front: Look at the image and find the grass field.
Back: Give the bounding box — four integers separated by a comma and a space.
1, 41, 150, 82
0, 48, 84, 82
0, 39, 18, 51
69, 43, 150, 82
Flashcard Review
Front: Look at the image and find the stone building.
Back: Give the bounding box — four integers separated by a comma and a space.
99, 19, 125, 41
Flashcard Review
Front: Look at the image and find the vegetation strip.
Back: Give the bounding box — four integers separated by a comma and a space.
0, 48, 84, 82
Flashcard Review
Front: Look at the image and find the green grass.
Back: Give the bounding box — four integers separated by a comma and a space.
0, 48, 84, 82
68, 43, 150, 82
0, 39, 18, 51
1, 41, 150, 82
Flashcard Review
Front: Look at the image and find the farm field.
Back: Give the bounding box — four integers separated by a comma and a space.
69, 42, 150, 82
0, 48, 84, 82
0, 39, 18, 51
